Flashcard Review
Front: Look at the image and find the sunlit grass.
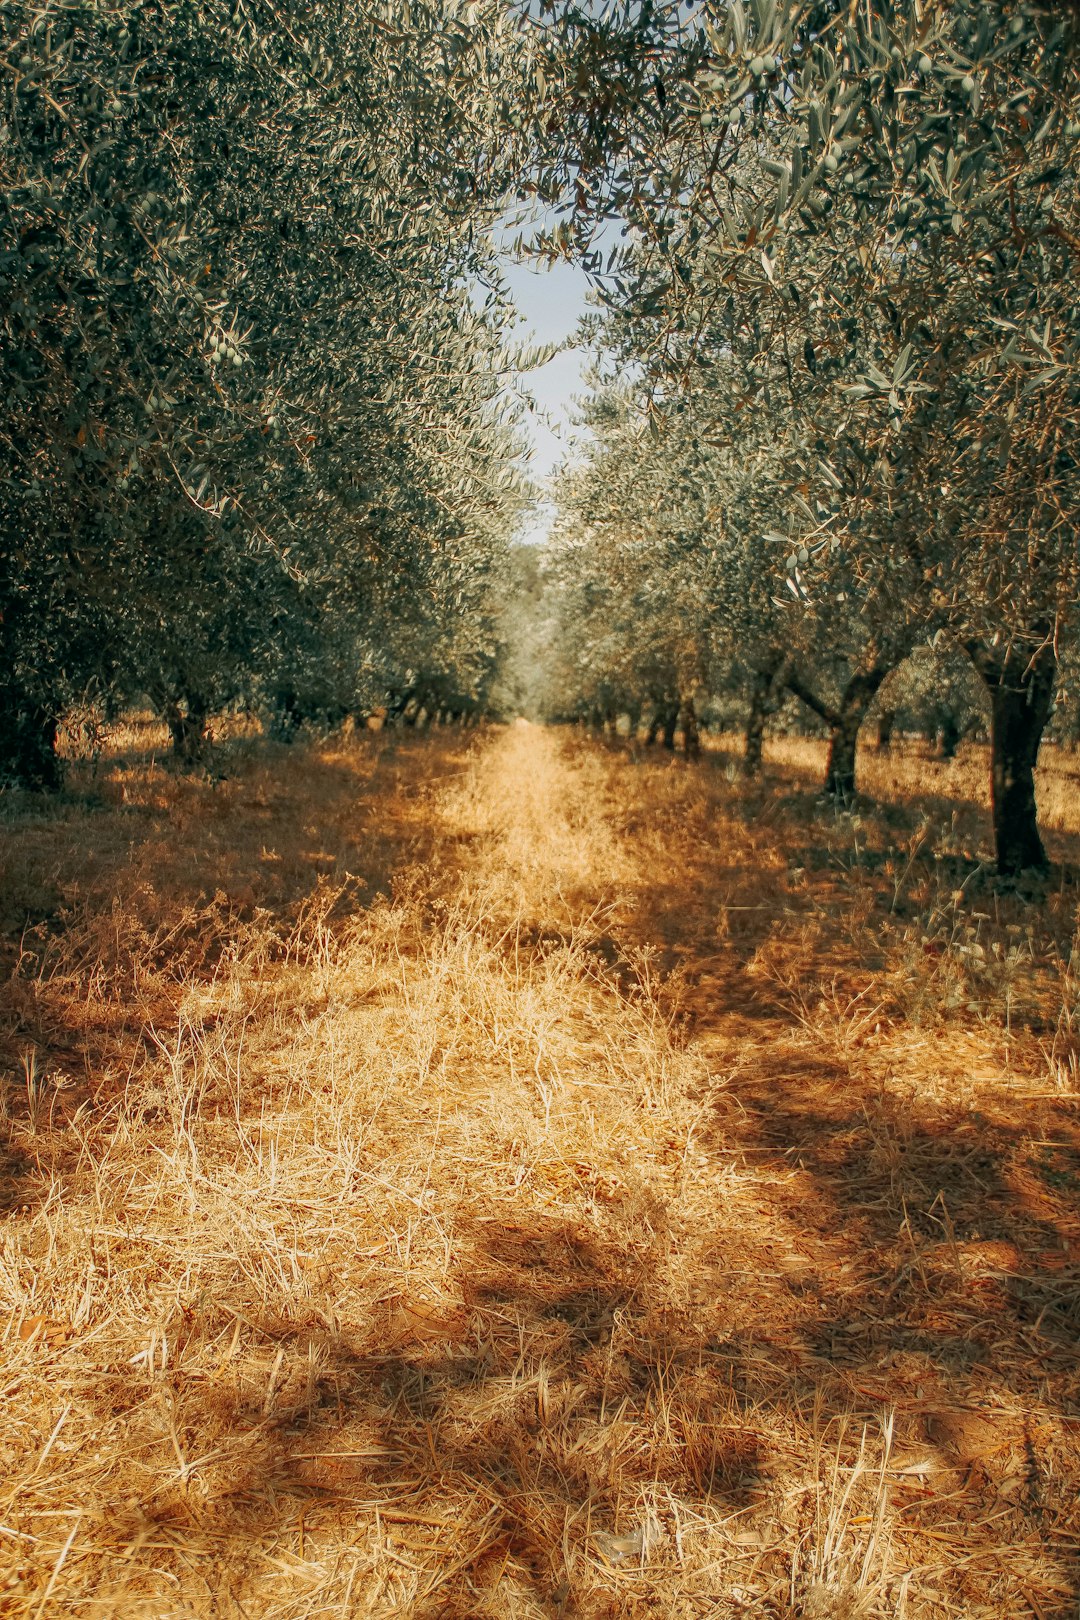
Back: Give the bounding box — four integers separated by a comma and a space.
1, 722, 1077, 1617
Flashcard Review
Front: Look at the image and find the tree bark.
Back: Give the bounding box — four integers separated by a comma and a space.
876, 709, 896, 752
165, 694, 209, 765
661, 706, 678, 751
937, 712, 961, 759
270, 686, 303, 741
824, 670, 888, 800
680, 695, 700, 760
787, 665, 893, 800
744, 673, 770, 774
968, 637, 1057, 876
785, 670, 836, 726
745, 654, 793, 774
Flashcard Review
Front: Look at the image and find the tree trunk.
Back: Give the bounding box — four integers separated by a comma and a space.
680, 695, 700, 760
166, 695, 209, 766
824, 670, 888, 801
271, 687, 303, 741
876, 709, 896, 752
787, 666, 891, 800
0, 688, 61, 789
785, 670, 836, 727
661, 706, 678, 751
969, 637, 1057, 876
389, 690, 416, 726
744, 670, 771, 774
937, 712, 961, 759
744, 653, 794, 774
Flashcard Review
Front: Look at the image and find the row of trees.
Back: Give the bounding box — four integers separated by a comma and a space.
538, 0, 1079, 876
5, 0, 1076, 878
1, 0, 556, 785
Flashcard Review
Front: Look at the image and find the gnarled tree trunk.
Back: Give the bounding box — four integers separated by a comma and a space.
825, 670, 888, 800
744, 672, 771, 774
968, 636, 1057, 876
937, 712, 961, 759
165, 694, 209, 766
745, 653, 793, 774
661, 705, 678, 751
786, 667, 889, 801
680, 695, 700, 760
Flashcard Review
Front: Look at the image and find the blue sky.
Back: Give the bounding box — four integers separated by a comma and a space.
500, 252, 595, 542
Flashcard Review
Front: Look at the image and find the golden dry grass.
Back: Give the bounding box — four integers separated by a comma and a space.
1, 721, 1078, 1618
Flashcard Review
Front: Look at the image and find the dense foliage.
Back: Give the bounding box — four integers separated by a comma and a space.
1, 0, 541, 781
539, 0, 1080, 874
4, 0, 1077, 875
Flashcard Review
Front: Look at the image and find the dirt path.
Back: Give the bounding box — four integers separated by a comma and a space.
3, 724, 1078, 1618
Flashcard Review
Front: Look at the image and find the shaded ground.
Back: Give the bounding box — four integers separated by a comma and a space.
1, 724, 1077, 1617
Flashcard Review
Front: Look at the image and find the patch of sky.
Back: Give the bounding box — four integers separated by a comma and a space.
496, 217, 622, 545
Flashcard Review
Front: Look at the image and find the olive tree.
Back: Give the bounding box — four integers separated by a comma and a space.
1, 0, 539, 783
536, 0, 1080, 872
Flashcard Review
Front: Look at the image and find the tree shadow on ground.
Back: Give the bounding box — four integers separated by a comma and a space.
673, 1017, 1080, 1610
0, 731, 475, 1215
50, 946, 1080, 1616
65, 1100, 1080, 1615
589, 740, 1080, 1614
71, 1210, 773, 1617
5, 729, 1079, 1618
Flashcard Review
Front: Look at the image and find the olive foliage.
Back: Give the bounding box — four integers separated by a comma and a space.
1, 0, 542, 780
539, 0, 1080, 873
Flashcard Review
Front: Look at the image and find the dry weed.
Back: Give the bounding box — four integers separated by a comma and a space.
1, 722, 1077, 1617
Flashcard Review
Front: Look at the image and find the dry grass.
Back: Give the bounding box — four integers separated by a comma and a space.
1, 721, 1078, 1617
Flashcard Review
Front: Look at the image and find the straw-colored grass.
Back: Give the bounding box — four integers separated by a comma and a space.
1, 720, 1078, 1618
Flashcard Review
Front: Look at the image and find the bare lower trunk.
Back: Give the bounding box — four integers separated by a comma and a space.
680, 695, 700, 760
166, 695, 209, 766
744, 654, 792, 774
744, 671, 770, 774
661, 707, 678, 751
788, 666, 890, 801
937, 713, 961, 759
876, 709, 896, 752
969, 637, 1057, 876
824, 671, 888, 800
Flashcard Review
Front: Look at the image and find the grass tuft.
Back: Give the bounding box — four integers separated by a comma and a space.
1, 720, 1078, 1616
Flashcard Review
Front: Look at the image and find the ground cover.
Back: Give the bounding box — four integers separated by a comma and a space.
1, 722, 1078, 1618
